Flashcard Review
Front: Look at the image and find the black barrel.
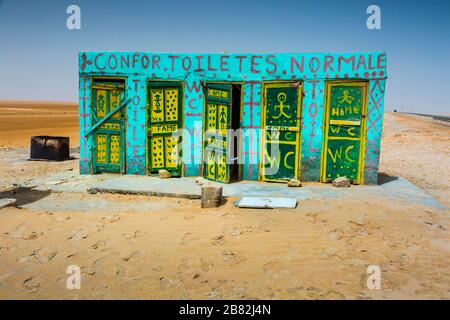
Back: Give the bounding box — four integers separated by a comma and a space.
30, 136, 70, 161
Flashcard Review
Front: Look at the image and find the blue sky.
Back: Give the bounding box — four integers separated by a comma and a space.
0, 0, 449, 114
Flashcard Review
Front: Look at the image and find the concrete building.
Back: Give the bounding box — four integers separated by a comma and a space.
78, 52, 387, 184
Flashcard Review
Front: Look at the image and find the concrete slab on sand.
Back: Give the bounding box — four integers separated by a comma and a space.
0, 198, 17, 209
22, 172, 447, 210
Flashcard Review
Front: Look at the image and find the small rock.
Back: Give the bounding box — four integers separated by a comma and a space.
0, 198, 17, 209
196, 177, 206, 185
287, 178, 302, 187
158, 169, 171, 179
196, 177, 215, 187
332, 176, 351, 188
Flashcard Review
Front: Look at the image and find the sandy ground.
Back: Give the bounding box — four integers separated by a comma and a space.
0, 103, 449, 299
379, 113, 450, 207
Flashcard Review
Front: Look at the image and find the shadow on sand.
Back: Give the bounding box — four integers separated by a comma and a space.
0, 187, 51, 207
378, 172, 399, 185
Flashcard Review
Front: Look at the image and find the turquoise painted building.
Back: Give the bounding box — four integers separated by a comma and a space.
78, 52, 387, 185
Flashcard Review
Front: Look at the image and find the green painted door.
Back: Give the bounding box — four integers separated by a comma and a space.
147, 82, 183, 176
322, 82, 367, 184
262, 82, 302, 182
203, 83, 232, 183
91, 81, 125, 173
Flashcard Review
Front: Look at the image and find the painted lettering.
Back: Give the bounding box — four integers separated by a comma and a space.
220, 55, 229, 71
235, 56, 247, 72
194, 56, 204, 72
377, 53, 386, 69
182, 57, 192, 71
324, 56, 335, 73
168, 55, 179, 71
265, 55, 277, 74
309, 57, 320, 73
338, 56, 355, 72
120, 55, 130, 68
152, 55, 160, 69
141, 55, 150, 69
290, 56, 304, 73
94, 54, 106, 70
250, 55, 262, 74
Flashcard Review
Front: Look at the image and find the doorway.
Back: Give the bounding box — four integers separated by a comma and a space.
147, 81, 183, 176
261, 81, 302, 182
202, 83, 242, 183
90, 78, 126, 174
321, 81, 368, 184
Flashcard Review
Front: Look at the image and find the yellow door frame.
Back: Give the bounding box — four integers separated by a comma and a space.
260, 81, 303, 182
321, 80, 368, 185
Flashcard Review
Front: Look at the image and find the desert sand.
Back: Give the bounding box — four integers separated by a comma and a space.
0, 101, 78, 148
0, 102, 448, 299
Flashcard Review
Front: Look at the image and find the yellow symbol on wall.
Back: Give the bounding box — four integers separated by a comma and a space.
273, 92, 291, 119
96, 92, 106, 118
284, 151, 294, 170
338, 90, 354, 105
151, 137, 164, 168
96, 134, 107, 164
151, 89, 165, 122
217, 153, 227, 181
284, 132, 295, 141
218, 105, 227, 130
266, 130, 280, 141
153, 91, 163, 113
165, 136, 178, 168
165, 89, 178, 121
345, 145, 356, 163
347, 127, 356, 136
264, 148, 280, 169
111, 88, 122, 119
110, 135, 120, 164
331, 126, 341, 134
207, 151, 215, 179
328, 145, 356, 164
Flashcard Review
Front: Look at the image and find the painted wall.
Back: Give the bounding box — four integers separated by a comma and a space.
79, 52, 387, 184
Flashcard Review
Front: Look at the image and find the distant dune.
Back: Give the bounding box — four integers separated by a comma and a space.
0, 101, 79, 148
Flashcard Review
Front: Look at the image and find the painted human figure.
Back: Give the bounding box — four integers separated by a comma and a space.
273, 92, 291, 119
219, 108, 226, 130
97, 94, 105, 113
153, 89, 163, 113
